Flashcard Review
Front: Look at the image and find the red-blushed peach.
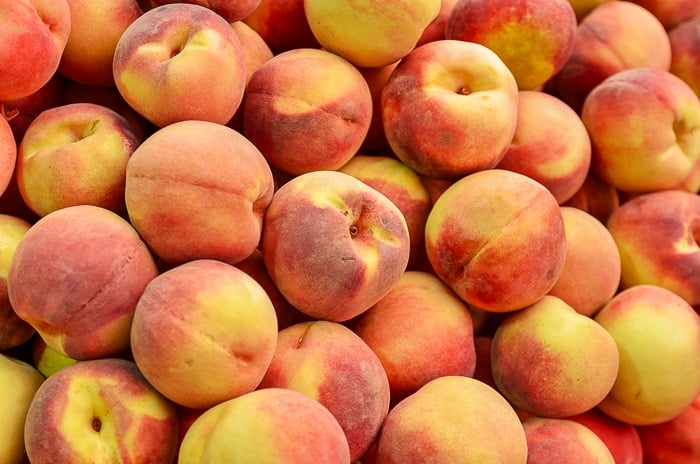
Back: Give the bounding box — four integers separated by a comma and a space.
2, 73, 64, 143
582, 67, 700, 193
243, 0, 319, 54
17, 102, 142, 217
7, 205, 159, 360
446, 0, 577, 90
130, 259, 278, 410
554, 0, 672, 112
628, 0, 700, 28
31, 335, 78, 378
381, 40, 519, 180
261, 170, 410, 322
0, 110, 17, 205
548, 206, 621, 316
636, 392, 700, 463
124, 119, 274, 265
669, 15, 700, 98
496, 90, 591, 204
230, 20, 273, 82
563, 172, 620, 224
357, 62, 399, 154
568, 408, 644, 464
594, 285, 700, 425
304, 0, 441, 68
337, 155, 432, 270
425, 169, 567, 312
0, 214, 34, 351
0, 0, 71, 101
24, 358, 179, 464
258, 321, 390, 461
416, 0, 459, 46
0, 353, 44, 464
150, 0, 261, 22
374, 376, 528, 463
242, 48, 373, 175
57, 0, 143, 87
178, 387, 351, 463
491, 295, 619, 418
112, 3, 247, 127
522, 417, 615, 463
606, 190, 700, 307
352, 271, 476, 404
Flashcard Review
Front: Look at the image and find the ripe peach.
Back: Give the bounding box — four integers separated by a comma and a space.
243, 0, 319, 54
522, 417, 615, 463
568, 408, 644, 464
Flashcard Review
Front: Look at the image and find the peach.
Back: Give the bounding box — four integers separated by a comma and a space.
425, 169, 567, 312
0, 111, 17, 206
17, 102, 142, 217
337, 155, 432, 270
382, 39, 519, 180
629, 0, 700, 28
0, 0, 71, 100
259, 321, 390, 461
568, 0, 611, 20
57, 0, 144, 87
243, 0, 320, 54
261, 170, 410, 322
594, 284, 700, 425
554, 0, 672, 112
178, 387, 351, 463
568, 408, 644, 464
24, 358, 179, 464
112, 3, 247, 127
582, 67, 700, 193
548, 206, 621, 316
150, 0, 261, 22
446, 0, 578, 90
606, 190, 700, 307
357, 62, 399, 154
669, 15, 700, 98
496, 90, 591, 204
304, 0, 441, 68
230, 20, 273, 82
563, 171, 620, 224
522, 417, 615, 463
491, 295, 620, 418
352, 271, 476, 403
374, 376, 528, 463
130, 259, 279, 410
124, 119, 274, 265
7, 205, 159, 360
242, 48, 373, 175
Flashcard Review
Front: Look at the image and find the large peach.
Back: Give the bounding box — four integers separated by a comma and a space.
261, 170, 410, 322
125, 119, 274, 265
522, 417, 615, 463
130, 259, 279, 409
425, 169, 567, 312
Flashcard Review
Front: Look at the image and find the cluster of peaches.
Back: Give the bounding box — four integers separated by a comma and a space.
1, 0, 700, 463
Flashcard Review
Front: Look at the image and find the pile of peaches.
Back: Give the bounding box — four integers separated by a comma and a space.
1, 0, 699, 462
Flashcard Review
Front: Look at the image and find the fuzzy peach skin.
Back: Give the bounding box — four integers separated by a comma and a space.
548, 206, 621, 317
446, 0, 577, 90
58, 0, 143, 87
0, 354, 44, 464
179, 387, 351, 463
374, 376, 528, 463
304, 0, 441, 68
338, 155, 432, 270
7, 205, 159, 360
381, 40, 519, 180
606, 190, 700, 307
522, 417, 615, 464
112, 3, 246, 127
17, 102, 142, 217
242, 48, 372, 175
554, 0, 672, 112
582, 67, 700, 194
24, 358, 179, 464
669, 15, 700, 98
352, 271, 476, 404
130, 259, 278, 410
425, 169, 567, 312
259, 321, 390, 461
594, 285, 700, 425
568, 408, 644, 464
150, 0, 261, 22
491, 295, 620, 418
261, 170, 410, 322
0, 0, 71, 101
243, 0, 319, 54
563, 172, 620, 225
125, 119, 274, 265
496, 90, 591, 204
0, 112, 18, 205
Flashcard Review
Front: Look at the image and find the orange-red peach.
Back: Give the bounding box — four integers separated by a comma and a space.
243, 0, 319, 54
629, 0, 700, 28
522, 417, 615, 463
568, 408, 644, 464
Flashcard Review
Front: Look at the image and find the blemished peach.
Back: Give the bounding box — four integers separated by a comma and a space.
425, 169, 567, 312
669, 15, 700, 98
7, 205, 159, 360
243, 0, 320, 54
568, 408, 644, 464
243, 48, 373, 175
130, 259, 279, 410
124, 119, 274, 265
522, 417, 615, 463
